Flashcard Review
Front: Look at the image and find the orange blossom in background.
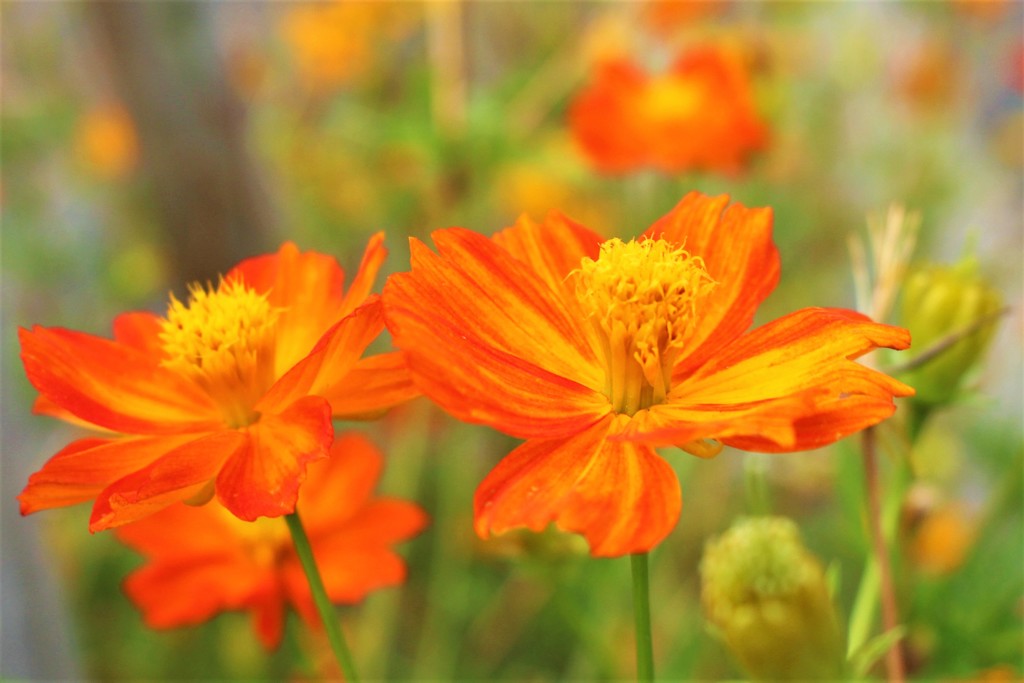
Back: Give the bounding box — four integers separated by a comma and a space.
19, 236, 418, 531
569, 46, 767, 175
115, 432, 427, 649
383, 192, 913, 557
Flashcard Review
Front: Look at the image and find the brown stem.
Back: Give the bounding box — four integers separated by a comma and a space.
862, 427, 905, 683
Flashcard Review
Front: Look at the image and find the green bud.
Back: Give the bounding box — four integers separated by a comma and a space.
700, 517, 844, 681
900, 257, 1003, 407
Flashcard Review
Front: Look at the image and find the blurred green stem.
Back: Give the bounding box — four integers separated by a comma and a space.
286, 510, 360, 682
858, 428, 905, 683
631, 553, 654, 681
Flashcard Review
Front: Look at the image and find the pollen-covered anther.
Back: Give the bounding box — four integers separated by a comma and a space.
576, 237, 716, 415
160, 278, 280, 427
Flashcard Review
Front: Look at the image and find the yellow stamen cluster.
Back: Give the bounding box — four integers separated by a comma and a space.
231, 513, 290, 567
160, 279, 279, 427
576, 237, 715, 415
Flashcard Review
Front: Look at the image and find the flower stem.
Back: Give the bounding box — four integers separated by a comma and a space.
861, 428, 905, 683
631, 552, 655, 681
285, 510, 360, 682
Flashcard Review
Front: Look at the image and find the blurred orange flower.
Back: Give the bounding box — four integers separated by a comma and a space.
19, 237, 418, 531
383, 192, 913, 557
115, 432, 427, 650
279, 1, 417, 94
75, 103, 139, 178
909, 503, 977, 575
569, 46, 768, 175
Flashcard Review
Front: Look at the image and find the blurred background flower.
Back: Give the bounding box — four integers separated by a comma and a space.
2, 1, 1021, 680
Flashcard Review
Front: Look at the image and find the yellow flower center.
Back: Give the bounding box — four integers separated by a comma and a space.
642, 78, 702, 123
232, 514, 291, 568
576, 237, 715, 415
160, 279, 279, 427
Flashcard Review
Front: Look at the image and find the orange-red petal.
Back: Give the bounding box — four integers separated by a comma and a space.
90, 430, 247, 531
643, 192, 781, 380
338, 231, 387, 318
384, 229, 609, 439
619, 308, 913, 451
19, 434, 196, 514
492, 212, 603, 305
228, 241, 348, 375
257, 298, 385, 414
474, 415, 682, 557
20, 326, 220, 435
216, 396, 333, 521
318, 351, 420, 419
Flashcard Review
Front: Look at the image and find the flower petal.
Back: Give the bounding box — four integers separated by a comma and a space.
19, 434, 196, 514
642, 193, 781, 380
257, 298, 385, 414
112, 311, 166, 354
619, 308, 913, 451
20, 326, 221, 435
338, 231, 386, 317
384, 229, 609, 438
216, 396, 333, 521
297, 432, 382, 526
90, 430, 246, 531
316, 351, 420, 420
492, 212, 603, 303
474, 415, 681, 557
228, 241, 348, 375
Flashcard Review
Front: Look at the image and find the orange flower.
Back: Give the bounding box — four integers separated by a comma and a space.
279, 1, 418, 94
114, 432, 427, 650
569, 46, 767, 174
19, 237, 418, 531
75, 103, 139, 178
383, 192, 913, 557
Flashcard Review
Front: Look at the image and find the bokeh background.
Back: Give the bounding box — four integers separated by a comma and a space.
2, 1, 1021, 680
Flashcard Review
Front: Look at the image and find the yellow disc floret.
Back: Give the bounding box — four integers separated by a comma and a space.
160, 279, 280, 427
576, 237, 715, 415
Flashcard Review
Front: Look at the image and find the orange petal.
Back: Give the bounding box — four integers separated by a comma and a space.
228, 242, 347, 375
338, 231, 387, 317
297, 432, 382, 526
216, 396, 333, 521
620, 308, 913, 451
316, 351, 420, 419
257, 298, 385, 414
90, 430, 246, 531
384, 230, 609, 438
492, 212, 603, 304
474, 416, 681, 557
20, 326, 221, 435
112, 311, 165, 354
19, 434, 196, 514
569, 59, 650, 172
642, 192, 781, 381
114, 498, 240, 555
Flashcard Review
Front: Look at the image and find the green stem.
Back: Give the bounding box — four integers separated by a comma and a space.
285, 510, 360, 682
631, 553, 655, 681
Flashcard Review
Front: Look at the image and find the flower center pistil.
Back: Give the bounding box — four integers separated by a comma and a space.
160, 279, 279, 428
576, 237, 715, 415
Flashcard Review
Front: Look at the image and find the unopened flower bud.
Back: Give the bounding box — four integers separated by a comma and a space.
900, 257, 1003, 407
700, 517, 844, 681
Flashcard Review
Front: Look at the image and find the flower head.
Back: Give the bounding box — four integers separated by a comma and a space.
700, 517, 844, 680
19, 236, 418, 531
114, 433, 427, 649
383, 192, 913, 557
569, 46, 768, 174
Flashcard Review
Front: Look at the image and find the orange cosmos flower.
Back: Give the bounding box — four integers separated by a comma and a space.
383, 192, 913, 557
19, 236, 418, 531
114, 432, 427, 649
569, 46, 767, 175
75, 102, 139, 179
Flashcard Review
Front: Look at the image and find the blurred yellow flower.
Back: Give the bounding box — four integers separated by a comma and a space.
75, 103, 139, 179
